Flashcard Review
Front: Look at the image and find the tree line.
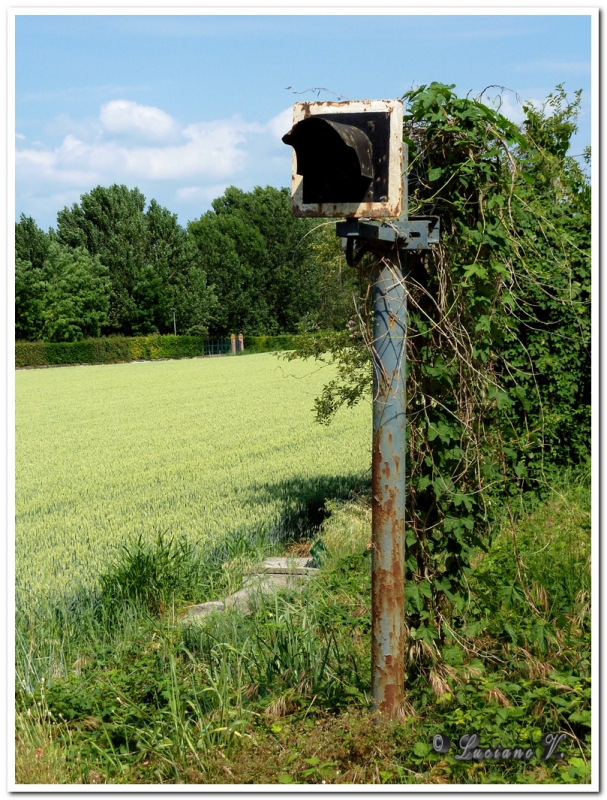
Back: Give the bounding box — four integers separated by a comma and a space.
15, 185, 356, 342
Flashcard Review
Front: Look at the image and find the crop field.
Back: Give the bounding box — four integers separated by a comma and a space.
15, 353, 370, 599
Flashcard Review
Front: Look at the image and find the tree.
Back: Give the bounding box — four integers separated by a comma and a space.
188, 209, 270, 335
295, 224, 358, 333
38, 242, 110, 342
189, 186, 329, 336
15, 215, 53, 341
56, 185, 216, 337
15, 214, 52, 270
15, 258, 45, 341
57, 185, 147, 334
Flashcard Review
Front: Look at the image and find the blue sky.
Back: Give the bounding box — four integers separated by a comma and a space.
15, 13, 593, 231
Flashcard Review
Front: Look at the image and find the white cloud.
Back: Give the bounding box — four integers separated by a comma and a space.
16, 141, 98, 187
122, 118, 261, 179
15, 133, 25, 140
491, 94, 527, 125
100, 99, 179, 141
16, 102, 296, 227
267, 107, 293, 140
44, 112, 103, 141
483, 93, 542, 126
16, 117, 262, 186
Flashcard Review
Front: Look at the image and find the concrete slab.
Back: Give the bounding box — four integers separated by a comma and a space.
183, 559, 319, 624
245, 557, 318, 575
186, 600, 225, 618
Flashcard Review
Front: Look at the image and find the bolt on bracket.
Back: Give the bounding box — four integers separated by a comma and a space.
337, 216, 440, 267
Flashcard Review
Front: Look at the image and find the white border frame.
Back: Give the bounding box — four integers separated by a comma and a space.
6, 7, 598, 795
288, 99, 404, 218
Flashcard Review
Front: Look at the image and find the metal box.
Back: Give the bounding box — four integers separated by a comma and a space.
282, 99, 404, 219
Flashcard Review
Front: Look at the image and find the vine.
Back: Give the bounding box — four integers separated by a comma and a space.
287, 83, 591, 666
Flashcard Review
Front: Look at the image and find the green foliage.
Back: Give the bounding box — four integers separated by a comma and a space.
38, 243, 111, 342
188, 186, 341, 336
56, 185, 148, 334
17, 184, 354, 344
296, 224, 358, 333
15, 333, 311, 368
501, 86, 591, 466
15, 215, 52, 341
15, 258, 45, 342
287, 83, 591, 646
17, 240, 110, 343
242, 334, 300, 353
16, 213, 53, 269
14, 334, 209, 368
54, 185, 216, 337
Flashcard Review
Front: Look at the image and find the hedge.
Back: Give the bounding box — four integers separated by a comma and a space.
242, 334, 299, 354
15, 335, 207, 369
15, 334, 302, 369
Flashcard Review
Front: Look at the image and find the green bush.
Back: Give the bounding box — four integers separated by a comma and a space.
16, 334, 305, 368
15, 335, 207, 368
243, 334, 299, 354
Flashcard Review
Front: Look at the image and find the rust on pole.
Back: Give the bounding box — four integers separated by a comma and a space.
371, 248, 407, 718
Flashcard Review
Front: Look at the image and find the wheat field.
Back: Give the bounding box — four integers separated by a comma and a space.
15, 353, 370, 598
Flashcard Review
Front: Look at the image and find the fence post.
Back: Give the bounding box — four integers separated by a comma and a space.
230, 334, 236, 355
238, 333, 244, 352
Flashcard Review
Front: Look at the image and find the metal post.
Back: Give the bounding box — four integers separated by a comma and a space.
371, 247, 407, 718
171, 308, 177, 336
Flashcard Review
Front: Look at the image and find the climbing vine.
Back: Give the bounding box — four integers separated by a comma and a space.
287, 83, 591, 658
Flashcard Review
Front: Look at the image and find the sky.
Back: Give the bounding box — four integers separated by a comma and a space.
15, 12, 593, 232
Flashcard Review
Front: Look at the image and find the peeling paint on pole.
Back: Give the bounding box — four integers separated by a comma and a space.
371, 250, 406, 718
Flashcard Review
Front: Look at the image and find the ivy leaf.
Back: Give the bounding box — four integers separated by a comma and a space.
463, 264, 488, 279
413, 742, 431, 758
417, 475, 432, 492
405, 583, 422, 612
569, 710, 591, 727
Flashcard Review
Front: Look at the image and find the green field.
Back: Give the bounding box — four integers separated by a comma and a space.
16, 354, 370, 598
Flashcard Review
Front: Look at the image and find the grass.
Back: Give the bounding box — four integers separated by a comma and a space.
15, 469, 591, 786
15, 352, 370, 598
15, 352, 591, 785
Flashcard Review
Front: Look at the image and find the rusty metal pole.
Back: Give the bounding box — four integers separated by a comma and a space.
371, 246, 406, 718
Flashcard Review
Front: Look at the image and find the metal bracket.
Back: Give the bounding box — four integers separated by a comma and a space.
337, 216, 440, 267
